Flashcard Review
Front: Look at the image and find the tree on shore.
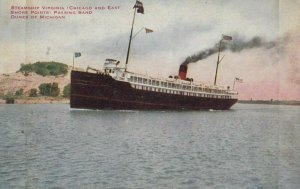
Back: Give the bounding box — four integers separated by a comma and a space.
19, 62, 68, 76
39, 83, 60, 97
15, 89, 24, 96
63, 84, 71, 98
29, 89, 38, 97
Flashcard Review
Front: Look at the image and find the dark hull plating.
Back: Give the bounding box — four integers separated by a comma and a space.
71, 70, 237, 110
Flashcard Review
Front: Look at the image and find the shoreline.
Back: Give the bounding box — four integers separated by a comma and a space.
0, 97, 69, 104
238, 100, 300, 106
1, 98, 299, 106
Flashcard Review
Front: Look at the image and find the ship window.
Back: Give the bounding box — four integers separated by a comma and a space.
172, 83, 175, 88
151, 80, 155, 85
167, 83, 171, 88
143, 78, 147, 84
133, 77, 137, 82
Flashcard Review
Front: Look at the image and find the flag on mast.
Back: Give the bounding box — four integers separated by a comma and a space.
145, 28, 153, 33
133, 1, 144, 14
74, 52, 81, 58
222, 34, 233, 40
235, 77, 243, 82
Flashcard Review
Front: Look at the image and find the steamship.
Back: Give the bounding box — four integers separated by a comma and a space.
70, 1, 238, 110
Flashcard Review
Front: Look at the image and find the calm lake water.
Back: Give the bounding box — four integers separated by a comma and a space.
0, 103, 300, 189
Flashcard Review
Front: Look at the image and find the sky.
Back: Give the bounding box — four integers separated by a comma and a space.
0, 0, 300, 100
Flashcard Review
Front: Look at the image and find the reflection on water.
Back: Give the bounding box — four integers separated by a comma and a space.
0, 103, 300, 188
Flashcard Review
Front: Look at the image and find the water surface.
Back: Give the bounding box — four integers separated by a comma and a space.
0, 103, 299, 188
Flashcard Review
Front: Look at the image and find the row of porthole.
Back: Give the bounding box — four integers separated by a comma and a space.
131, 84, 232, 99
128, 77, 230, 95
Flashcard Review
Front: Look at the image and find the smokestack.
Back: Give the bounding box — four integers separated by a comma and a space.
179, 64, 188, 80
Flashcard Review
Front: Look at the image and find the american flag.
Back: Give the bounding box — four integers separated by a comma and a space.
222, 35, 233, 40
133, 1, 144, 14
235, 77, 243, 82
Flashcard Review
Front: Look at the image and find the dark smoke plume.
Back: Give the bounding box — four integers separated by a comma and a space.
182, 36, 276, 65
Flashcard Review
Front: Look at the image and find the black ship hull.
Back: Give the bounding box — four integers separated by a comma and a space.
70, 70, 237, 110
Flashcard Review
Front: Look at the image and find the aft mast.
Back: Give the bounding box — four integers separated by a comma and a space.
213, 34, 232, 85
125, 1, 144, 72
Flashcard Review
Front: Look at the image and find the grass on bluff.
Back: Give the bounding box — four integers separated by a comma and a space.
18, 61, 68, 76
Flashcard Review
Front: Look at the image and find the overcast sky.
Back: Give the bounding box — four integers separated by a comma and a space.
1, 0, 300, 100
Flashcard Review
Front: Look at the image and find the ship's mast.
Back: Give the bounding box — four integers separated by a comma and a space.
214, 35, 232, 85
125, 6, 137, 72
214, 39, 223, 86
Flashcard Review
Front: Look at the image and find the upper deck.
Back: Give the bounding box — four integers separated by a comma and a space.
88, 59, 238, 100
